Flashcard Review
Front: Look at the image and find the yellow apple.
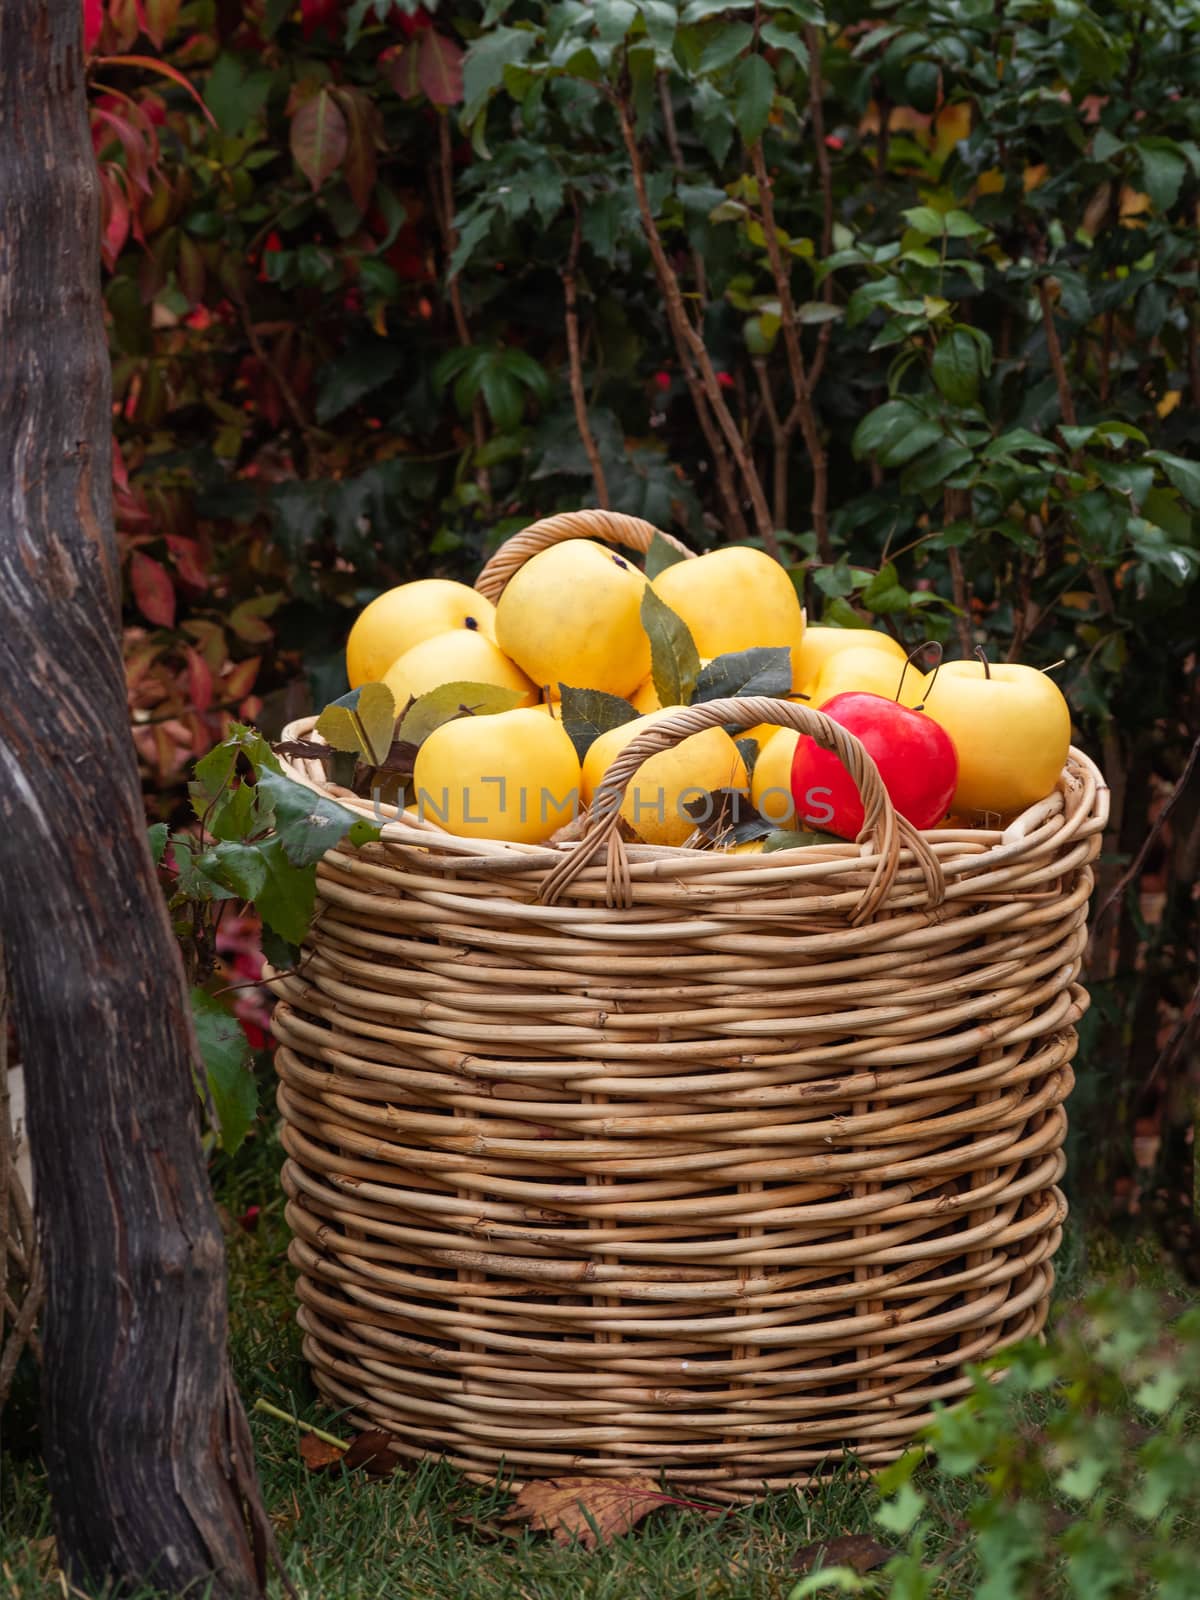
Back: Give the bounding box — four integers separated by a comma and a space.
792, 625, 907, 696
811, 646, 922, 708
650, 546, 805, 680
917, 660, 1072, 816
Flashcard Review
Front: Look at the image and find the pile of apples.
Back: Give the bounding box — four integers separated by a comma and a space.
341, 539, 1072, 848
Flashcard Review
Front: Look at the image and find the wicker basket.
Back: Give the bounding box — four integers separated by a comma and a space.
269, 510, 1108, 1497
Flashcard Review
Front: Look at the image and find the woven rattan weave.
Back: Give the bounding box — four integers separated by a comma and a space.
269, 510, 1108, 1495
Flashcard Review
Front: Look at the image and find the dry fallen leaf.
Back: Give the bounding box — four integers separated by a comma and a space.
502, 1475, 669, 1549
299, 1432, 345, 1472
791, 1533, 896, 1575
342, 1428, 404, 1477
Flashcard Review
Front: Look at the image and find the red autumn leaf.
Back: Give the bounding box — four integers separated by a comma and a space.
100, 171, 131, 269
333, 87, 379, 215
129, 552, 176, 627
91, 106, 154, 194
418, 31, 464, 106
385, 42, 421, 100
222, 657, 262, 700
301, 0, 340, 40
165, 534, 209, 590
299, 1432, 345, 1471
97, 57, 217, 127
290, 88, 349, 191
84, 0, 105, 52
185, 647, 213, 712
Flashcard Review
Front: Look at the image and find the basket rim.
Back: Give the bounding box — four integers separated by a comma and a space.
276, 712, 1108, 891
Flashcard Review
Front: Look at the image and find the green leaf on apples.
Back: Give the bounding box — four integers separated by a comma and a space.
681, 787, 772, 845
394, 681, 528, 746
762, 827, 842, 851
691, 646, 793, 704
644, 530, 689, 579
642, 588, 702, 709
315, 681, 397, 765
557, 685, 639, 761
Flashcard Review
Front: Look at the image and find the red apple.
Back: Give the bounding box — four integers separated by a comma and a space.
790, 691, 958, 839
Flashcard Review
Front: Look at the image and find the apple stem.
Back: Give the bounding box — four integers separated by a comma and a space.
1042, 659, 1066, 673
903, 640, 943, 711
974, 645, 992, 680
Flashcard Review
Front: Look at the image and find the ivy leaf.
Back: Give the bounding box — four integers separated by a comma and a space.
148, 822, 169, 865
462, 27, 534, 122
255, 836, 317, 946
290, 88, 349, 191
261, 926, 300, 973
861, 565, 910, 615
692, 646, 792, 703
641, 588, 701, 709
209, 781, 259, 844
172, 837, 237, 902
315, 342, 406, 424
254, 769, 380, 869
195, 841, 268, 902
733, 53, 774, 144
394, 681, 528, 746
315, 682, 397, 765
644, 530, 688, 580
190, 989, 257, 1156
557, 685, 639, 760
931, 328, 981, 407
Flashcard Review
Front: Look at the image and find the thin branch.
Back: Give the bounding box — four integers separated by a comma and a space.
616, 91, 774, 552
227, 277, 322, 470
564, 203, 610, 509
435, 113, 490, 503
805, 24, 834, 258
750, 142, 832, 561
1038, 277, 1078, 427
942, 487, 975, 658
752, 359, 788, 526
1039, 275, 1119, 622
805, 26, 836, 392
657, 71, 708, 305
1094, 726, 1200, 931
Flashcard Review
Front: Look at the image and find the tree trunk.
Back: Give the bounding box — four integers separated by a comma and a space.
0, 4, 272, 1593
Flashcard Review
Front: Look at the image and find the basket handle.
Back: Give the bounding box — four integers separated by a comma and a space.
538, 695, 947, 923
474, 508, 695, 602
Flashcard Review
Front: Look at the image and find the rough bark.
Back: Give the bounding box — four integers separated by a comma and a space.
0, 4, 271, 1593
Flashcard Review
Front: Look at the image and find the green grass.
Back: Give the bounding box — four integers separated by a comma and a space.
1, 1119, 1194, 1600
